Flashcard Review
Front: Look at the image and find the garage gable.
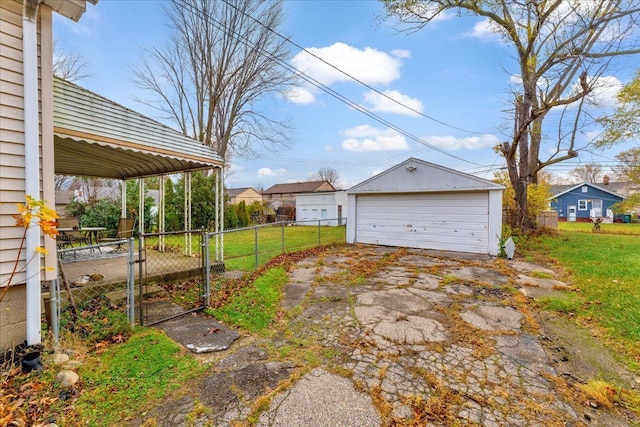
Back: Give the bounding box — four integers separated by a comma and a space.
348, 158, 503, 194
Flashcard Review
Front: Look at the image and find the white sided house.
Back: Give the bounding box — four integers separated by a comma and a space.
346, 158, 504, 256
295, 191, 347, 226
0, 0, 98, 350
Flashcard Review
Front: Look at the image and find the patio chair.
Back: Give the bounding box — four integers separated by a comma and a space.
57, 217, 90, 247
100, 217, 136, 252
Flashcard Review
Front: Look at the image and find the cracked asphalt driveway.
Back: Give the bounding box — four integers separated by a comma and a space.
136, 245, 639, 427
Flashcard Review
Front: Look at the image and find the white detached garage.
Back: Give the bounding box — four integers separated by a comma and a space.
347, 158, 504, 256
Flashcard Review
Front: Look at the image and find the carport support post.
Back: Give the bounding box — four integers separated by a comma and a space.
127, 237, 135, 326
49, 280, 59, 348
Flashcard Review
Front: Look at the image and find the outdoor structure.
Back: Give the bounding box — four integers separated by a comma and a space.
346, 158, 504, 256
226, 187, 262, 205
550, 177, 626, 222
0, 0, 98, 350
295, 190, 347, 226
0, 0, 224, 350
262, 181, 335, 209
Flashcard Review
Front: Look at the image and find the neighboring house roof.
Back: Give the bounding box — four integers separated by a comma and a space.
263, 181, 335, 195
550, 182, 630, 199
55, 187, 120, 205
53, 77, 224, 180
227, 187, 261, 197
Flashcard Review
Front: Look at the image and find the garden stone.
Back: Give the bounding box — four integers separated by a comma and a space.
51, 353, 70, 366
56, 370, 79, 387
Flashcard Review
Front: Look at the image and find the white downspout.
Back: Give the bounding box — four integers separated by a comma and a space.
23, 0, 42, 345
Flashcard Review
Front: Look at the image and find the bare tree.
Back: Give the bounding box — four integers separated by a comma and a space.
52, 39, 91, 82
310, 167, 341, 188
54, 175, 74, 191
614, 148, 640, 184
383, 0, 640, 230
133, 0, 294, 161
569, 163, 603, 183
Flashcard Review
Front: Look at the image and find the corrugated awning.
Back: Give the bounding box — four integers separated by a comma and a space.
53, 77, 224, 179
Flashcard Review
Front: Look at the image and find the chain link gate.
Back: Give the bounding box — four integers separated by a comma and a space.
138, 230, 209, 326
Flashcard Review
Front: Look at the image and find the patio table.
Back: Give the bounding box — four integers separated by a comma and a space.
58, 227, 107, 245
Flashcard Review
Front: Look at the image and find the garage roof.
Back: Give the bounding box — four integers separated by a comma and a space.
348, 158, 504, 194
53, 77, 224, 180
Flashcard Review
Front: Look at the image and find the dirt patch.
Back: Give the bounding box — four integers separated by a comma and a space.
539, 312, 638, 388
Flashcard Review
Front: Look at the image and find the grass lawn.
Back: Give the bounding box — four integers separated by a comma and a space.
220, 224, 346, 271
558, 221, 640, 235
207, 266, 288, 334
529, 228, 640, 370
76, 329, 203, 426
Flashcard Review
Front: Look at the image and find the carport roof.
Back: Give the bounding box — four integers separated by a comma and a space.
53, 77, 224, 180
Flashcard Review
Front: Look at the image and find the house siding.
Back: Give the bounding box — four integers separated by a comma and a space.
1, 0, 27, 290
0, 0, 56, 349
296, 191, 347, 226
551, 184, 623, 221
228, 188, 262, 205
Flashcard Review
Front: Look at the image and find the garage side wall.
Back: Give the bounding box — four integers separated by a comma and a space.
488, 189, 503, 256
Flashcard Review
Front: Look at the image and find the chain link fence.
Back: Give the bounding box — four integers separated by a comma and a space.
207, 219, 347, 273
49, 219, 346, 343
139, 230, 206, 325
49, 240, 135, 344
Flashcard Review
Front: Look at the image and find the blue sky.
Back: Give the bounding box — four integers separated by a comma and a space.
53, 0, 638, 190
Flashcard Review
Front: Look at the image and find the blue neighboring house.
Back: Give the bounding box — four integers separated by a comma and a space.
550, 179, 626, 222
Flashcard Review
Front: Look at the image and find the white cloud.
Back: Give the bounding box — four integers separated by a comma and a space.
362, 90, 423, 117
287, 43, 408, 103
583, 129, 603, 143
586, 75, 622, 108
391, 49, 411, 59
257, 167, 286, 178
421, 134, 500, 150
464, 18, 502, 42
342, 125, 409, 152
285, 86, 315, 105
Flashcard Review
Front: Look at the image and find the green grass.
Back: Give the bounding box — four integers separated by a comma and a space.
144, 224, 346, 272
559, 221, 640, 235
207, 267, 288, 334
531, 230, 640, 367
76, 328, 203, 426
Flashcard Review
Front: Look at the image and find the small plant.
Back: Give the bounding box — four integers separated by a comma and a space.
207, 267, 288, 333
536, 296, 580, 314
1, 196, 58, 303
579, 380, 617, 408
60, 295, 132, 344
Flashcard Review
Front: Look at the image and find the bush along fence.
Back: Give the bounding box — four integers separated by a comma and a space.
50, 219, 346, 342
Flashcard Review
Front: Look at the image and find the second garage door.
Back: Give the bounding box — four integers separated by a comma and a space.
354, 192, 490, 254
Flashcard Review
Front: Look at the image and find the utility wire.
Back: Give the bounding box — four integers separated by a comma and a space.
178, 0, 485, 166
220, 0, 486, 135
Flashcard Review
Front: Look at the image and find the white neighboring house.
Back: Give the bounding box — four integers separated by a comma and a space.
295, 191, 348, 226
346, 158, 504, 256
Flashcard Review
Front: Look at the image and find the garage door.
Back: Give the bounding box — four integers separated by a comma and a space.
355, 192, 489, 254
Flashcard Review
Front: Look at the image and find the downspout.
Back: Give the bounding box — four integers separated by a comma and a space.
23, 0, 42, 345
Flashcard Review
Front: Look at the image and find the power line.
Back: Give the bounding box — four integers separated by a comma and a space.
220, 0, 486, 135
177, 0, 485, 166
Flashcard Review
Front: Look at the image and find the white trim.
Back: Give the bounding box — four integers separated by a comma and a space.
578, 200, 588, 210
23, 3, 41, 345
